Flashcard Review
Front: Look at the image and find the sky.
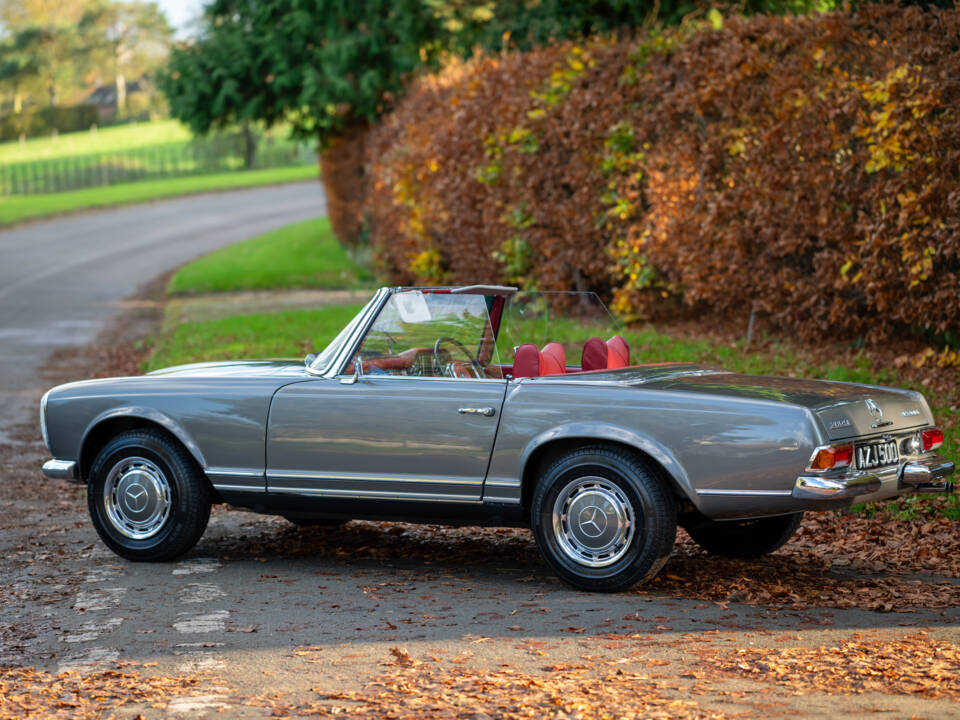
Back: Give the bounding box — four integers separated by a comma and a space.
154, 0, 206, 37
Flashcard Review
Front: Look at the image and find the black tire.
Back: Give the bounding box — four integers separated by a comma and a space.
283, 516, 346, 528
684, 513, 803, 558
531, 445, 676, 592
87, 429, 211, 562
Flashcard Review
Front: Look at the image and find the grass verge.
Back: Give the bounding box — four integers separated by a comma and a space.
0, 165, 317, 227
145, 304, 363, 373
167, 217, 371, 295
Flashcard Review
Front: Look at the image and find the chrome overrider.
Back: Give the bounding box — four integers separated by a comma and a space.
793, 454, 954, 500
41, 458, 79, 481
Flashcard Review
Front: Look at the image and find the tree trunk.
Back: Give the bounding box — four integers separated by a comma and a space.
320, 122, 370, 248
116, 72, 127, 117
241, 121, 257, 169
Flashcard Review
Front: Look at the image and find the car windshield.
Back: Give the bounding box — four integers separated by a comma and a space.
497, 291, 621, 365
315, 288, 626, 379
350, 291, 502, 379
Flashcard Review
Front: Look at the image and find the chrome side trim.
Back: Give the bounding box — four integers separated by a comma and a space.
206, 468, 264, 478
268, 486, 481, 503
792, 473, 881, 500
211, 483, 265, 493
267, 471, 482, 486
482, 495, 521, 505
484, 478, 521, 488
42, 459, 79, 482
696, 488, 793, 497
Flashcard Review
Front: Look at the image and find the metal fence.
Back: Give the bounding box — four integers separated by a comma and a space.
0, 133, 315, 195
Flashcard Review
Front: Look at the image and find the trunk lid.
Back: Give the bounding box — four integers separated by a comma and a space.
608, 365, 931, 440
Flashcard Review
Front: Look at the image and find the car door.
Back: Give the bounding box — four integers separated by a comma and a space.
266, 291, 507, 503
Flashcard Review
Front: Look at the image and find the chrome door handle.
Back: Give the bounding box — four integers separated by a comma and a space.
458, 407, 495, 417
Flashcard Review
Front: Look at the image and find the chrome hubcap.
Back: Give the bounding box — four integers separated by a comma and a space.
103, 456, 171, 540
552, 476, 635, 568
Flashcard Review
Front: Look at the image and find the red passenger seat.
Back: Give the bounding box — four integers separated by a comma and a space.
541, 342, 567, 375
581, 337, 608, 372
512, 343, 543, 378
606, 335, 630, 368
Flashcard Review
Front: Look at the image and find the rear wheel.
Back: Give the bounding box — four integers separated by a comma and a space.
531, 445, 676, 592
684, 513, 803, 558
88, 430, 211, 562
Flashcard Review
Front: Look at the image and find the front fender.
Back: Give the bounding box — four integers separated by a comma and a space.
518, 421, 695, 502
78, 406, 207, 471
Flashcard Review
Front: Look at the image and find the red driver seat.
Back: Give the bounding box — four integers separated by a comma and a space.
541, 342, 567, 375
606, 335, 630, 368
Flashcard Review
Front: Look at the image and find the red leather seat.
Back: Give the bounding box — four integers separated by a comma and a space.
581, 337, 608, 372
607, 335, 630, 368
513, 343, 543, 378
541, 342, 566, 375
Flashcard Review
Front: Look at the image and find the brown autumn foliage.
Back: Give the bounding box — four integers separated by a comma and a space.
366, 5, 960, 345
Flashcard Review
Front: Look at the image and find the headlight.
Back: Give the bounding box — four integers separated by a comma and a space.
40, 390, 50, 452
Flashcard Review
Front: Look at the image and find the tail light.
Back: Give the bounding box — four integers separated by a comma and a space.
921, 428, 944, 452
807, 444, 854, 472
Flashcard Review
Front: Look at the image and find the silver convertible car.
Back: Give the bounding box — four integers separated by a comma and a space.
41, 286, 954, 591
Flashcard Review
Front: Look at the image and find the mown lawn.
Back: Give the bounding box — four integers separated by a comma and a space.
145, 304, 364, 373
0, 119, 192, 163
167, 217, 371, 295
0, 165, 317, 226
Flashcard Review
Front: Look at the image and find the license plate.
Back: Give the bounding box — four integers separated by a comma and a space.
855, 439, 899, 470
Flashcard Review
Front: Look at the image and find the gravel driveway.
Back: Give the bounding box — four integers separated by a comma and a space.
0, 187, 958, 719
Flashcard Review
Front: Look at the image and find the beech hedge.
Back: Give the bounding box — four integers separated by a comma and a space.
365, 5, 960, 348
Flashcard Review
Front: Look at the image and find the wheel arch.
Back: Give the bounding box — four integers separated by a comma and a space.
518, 424, 696, 513
78, 407, 207, 481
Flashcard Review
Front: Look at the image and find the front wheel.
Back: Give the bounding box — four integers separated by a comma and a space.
531, 445, 676, 592
88, 430, 211, 562
683, 513, 803, 558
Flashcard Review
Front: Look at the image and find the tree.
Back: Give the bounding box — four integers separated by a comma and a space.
161, 0, 446, 245
78, 1, 173, 117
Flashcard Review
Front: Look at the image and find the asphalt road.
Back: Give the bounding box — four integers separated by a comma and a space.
0, 186, 957, 718
0, 182, 326, 442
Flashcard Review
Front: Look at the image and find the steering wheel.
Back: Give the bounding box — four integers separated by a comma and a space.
433, 337, 483, 378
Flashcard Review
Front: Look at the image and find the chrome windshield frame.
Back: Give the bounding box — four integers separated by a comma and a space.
307, 288, 391, 378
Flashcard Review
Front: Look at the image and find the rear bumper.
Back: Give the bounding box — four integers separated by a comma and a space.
41, 459, 79, 482
901, 455, 955, 492
793, 454, 954, 501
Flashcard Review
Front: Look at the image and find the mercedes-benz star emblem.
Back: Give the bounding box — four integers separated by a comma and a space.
865, 398, 883, 423
125, 484, 148, 512
577, 506, 607, 538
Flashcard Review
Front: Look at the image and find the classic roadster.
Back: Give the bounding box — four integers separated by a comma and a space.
41, 285, 954, 591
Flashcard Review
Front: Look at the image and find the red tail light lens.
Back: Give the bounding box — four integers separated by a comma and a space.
807, 444, 854, 471
921, 428, 944, 452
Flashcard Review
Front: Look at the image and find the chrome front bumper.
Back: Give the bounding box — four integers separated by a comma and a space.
793, 454, 954, 501
41, 459, 78, 481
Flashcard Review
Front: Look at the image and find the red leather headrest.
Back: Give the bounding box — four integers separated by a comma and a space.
541, 342, 566, 375
607, 335, 630, 368
581, 337, 608, 372
513, 343, 542, 378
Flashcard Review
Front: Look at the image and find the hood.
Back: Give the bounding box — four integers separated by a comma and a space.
630, 366, 931, 440
146, 359, 308, 379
